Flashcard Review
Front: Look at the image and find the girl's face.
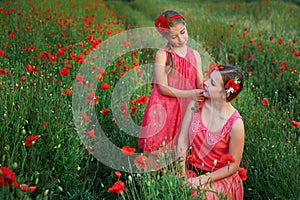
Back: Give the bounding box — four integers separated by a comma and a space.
204, 70, 225, 99
165, 23, 188, 48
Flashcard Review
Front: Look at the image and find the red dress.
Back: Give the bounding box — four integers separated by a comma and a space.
188, 108, 244, 200
138, 46, 198, 153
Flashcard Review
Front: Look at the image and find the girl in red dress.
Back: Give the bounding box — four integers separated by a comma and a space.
177, 64, 245, 199
138, 10, 204, 159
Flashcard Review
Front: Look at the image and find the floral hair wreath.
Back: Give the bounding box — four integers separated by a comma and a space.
154, 15, 184, 33
225, 77, 240, 94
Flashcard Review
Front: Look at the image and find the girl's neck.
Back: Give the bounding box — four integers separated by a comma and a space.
172, 45, 187, 57
204, 99, 234, 117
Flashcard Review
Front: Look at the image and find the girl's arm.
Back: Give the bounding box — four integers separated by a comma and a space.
176, 101, 194, 175
193, 50, 204, 89
187, 118, 245, 186
155, 49, 203, 100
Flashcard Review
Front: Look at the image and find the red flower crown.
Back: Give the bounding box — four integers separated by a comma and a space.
154, 15, 184, 33
225, 77, 240, 94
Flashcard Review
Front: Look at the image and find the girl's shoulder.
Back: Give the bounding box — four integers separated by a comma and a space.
159, 45, 169, 52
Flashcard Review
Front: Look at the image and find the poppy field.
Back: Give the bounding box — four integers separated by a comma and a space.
1, 0, 299, 199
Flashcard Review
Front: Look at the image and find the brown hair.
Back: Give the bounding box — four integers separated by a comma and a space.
157, 10, 186, 74
218, 65, 244, 102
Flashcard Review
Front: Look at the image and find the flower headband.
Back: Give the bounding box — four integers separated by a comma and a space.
154, 15, 184, 33
225, 77, 240, 94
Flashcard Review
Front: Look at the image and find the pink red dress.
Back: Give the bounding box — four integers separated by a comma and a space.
138, 46, 198, 153
188, 108, 244, 200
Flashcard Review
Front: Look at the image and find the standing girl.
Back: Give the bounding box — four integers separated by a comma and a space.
138, 10, 204, 160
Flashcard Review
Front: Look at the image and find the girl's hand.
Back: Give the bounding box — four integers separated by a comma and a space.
186, 177, 200, 188
192, 89, 205, 101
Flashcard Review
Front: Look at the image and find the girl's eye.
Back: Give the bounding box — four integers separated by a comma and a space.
211, 79, 215, 86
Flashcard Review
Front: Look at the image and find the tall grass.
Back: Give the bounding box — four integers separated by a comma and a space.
0, 0, 299, 199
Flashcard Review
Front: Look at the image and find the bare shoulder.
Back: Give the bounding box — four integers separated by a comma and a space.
155, 48, 167, 64
156, 48, 167, 57
192, 49, 202, 68
192, 49, 201, 59
230, 118, 245, 138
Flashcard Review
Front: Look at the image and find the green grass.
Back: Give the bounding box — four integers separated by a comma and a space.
1, 0, 299, 199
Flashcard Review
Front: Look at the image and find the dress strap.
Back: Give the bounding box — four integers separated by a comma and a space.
219, 110, 243, 138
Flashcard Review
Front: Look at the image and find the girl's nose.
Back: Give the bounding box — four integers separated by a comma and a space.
178, 34, 184, 42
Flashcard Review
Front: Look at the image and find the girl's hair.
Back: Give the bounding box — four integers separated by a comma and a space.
156, 10, 186, 74
218, 65, 244, 102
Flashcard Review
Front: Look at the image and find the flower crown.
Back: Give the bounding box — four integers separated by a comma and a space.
225, 77, 240, 94
154, 15, 184, 33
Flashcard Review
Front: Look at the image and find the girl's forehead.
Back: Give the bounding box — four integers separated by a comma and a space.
168, 23, 186, 34
210, 70, 222, 81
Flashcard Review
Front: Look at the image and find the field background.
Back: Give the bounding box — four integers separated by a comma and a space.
0, 0, 299, 199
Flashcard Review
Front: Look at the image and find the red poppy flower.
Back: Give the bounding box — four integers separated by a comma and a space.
20, 184, 28, 192
107, 180, 125, 194
132, 50, 137, 57
85, 129, 95, 138
0, 68, 10, 76
290, 121, 300, 128
155, 16, 169, 33
262, 98, 268, 106
187, 154, 196, 164
120, 146, 136, 156
191, 190, 199, 198
114, 171, 121, 180
62, 88, 73, 97
269, 36, 273, 41
238, 167, 248, 181
133, 61, 139, 67
86, 92, 95, 103
42, 121, 48, 128
76, 75, 84, 85
289, 68, 295, 73
134, 155, 149, 170
100, 108, 110, 115
130, 96, 148, 105
20, 183, 37, 193
136, 96, 148, 105
225, 79, 240, 93
131, 105, 137, 115
120, 103, 128, 112
219, 154, 235, 164
26, 64, 38, 74
82, 113, 91, 122
19, 75, 26, 81
28, 186, 37, 193
0, 49, 4, 57
24, 134, 39, 146
100, 83, 110, 90
86, 92, 99, 105
60, 68, 70, 76
0, 167, 18, 187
